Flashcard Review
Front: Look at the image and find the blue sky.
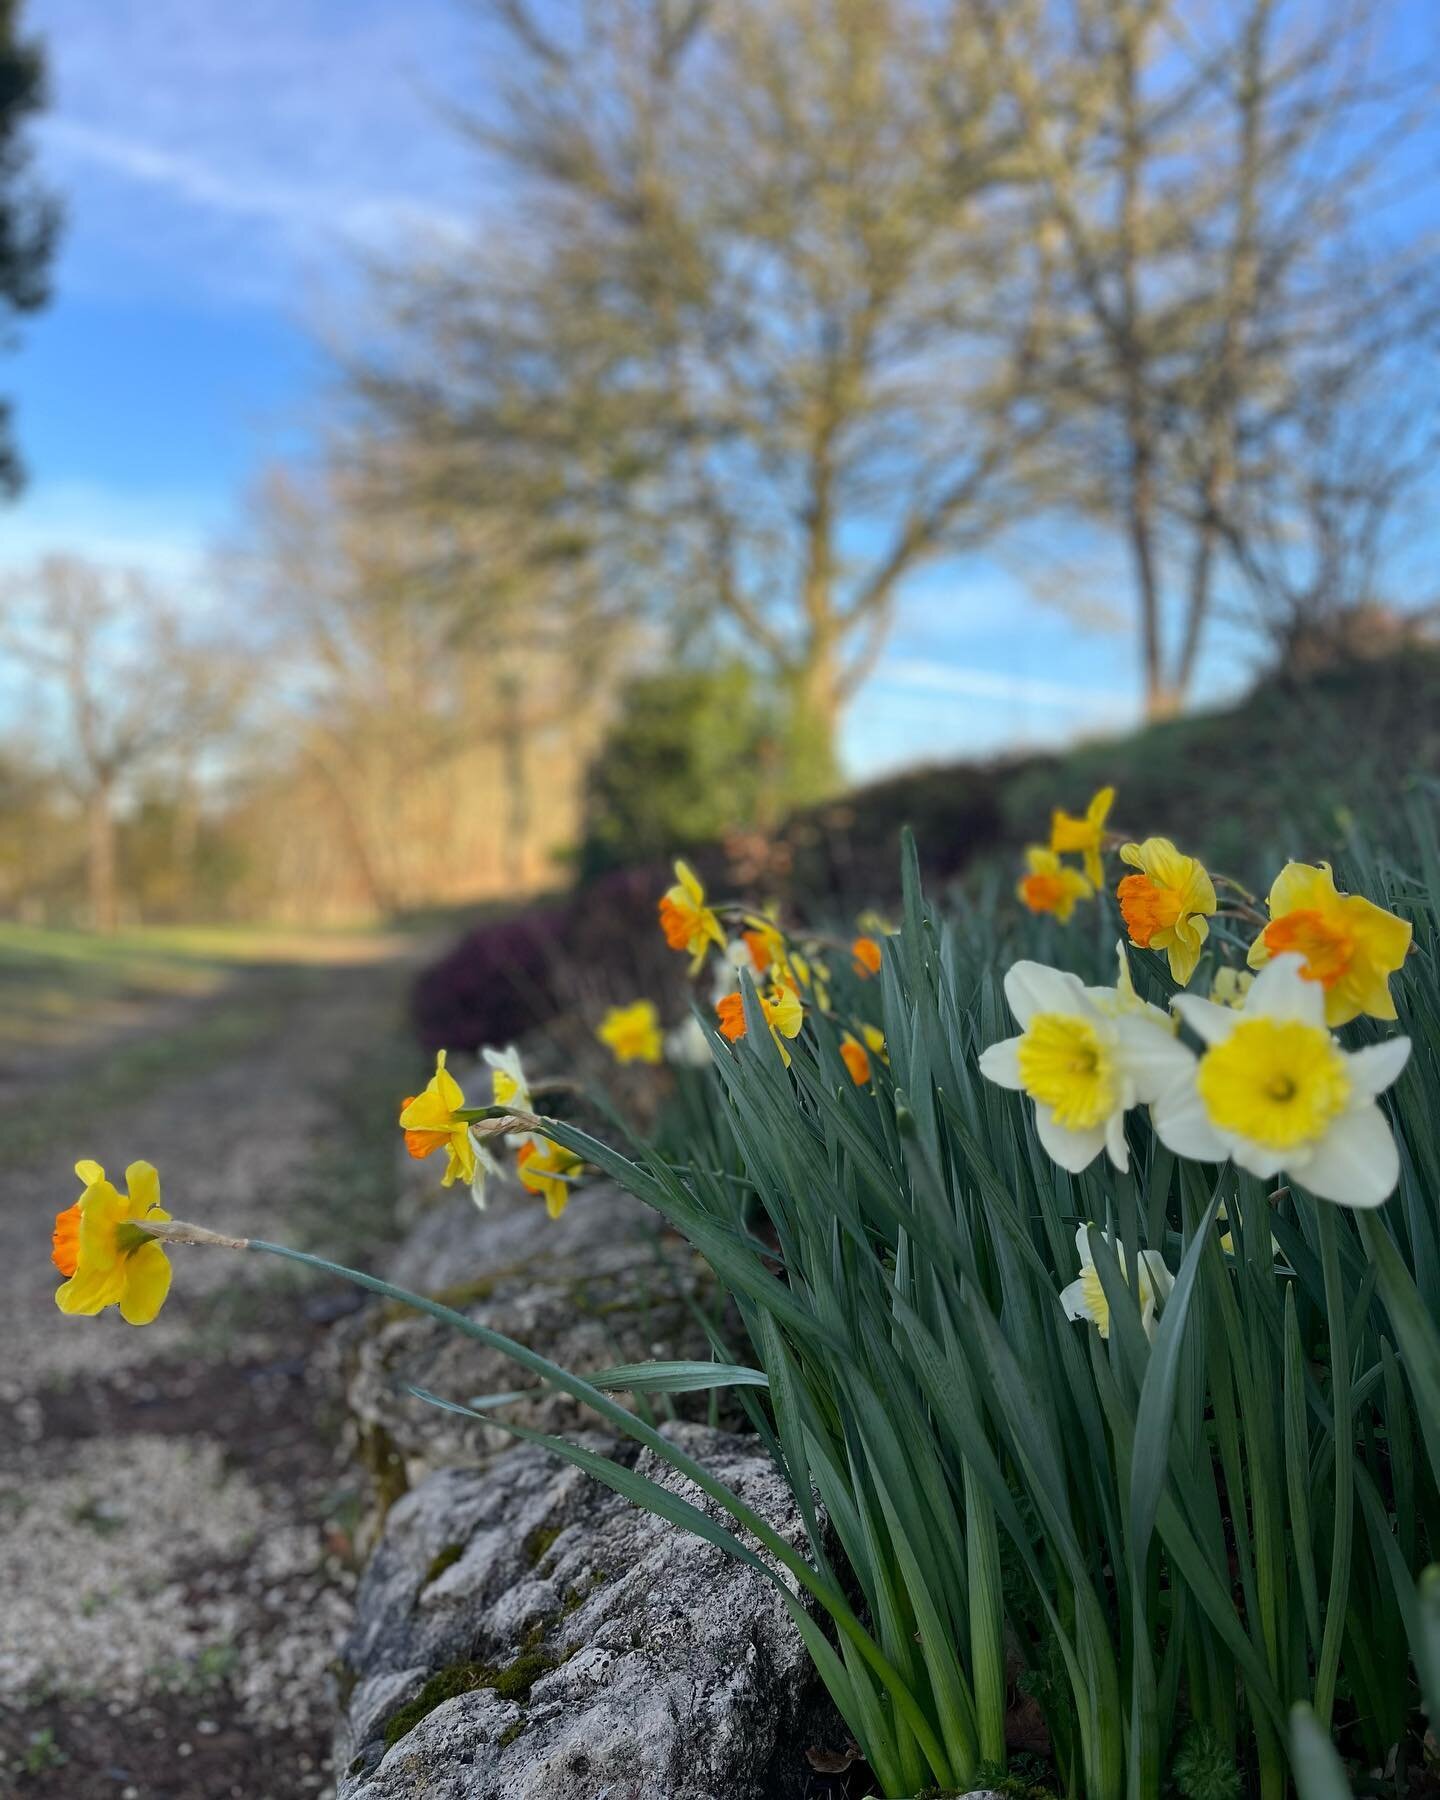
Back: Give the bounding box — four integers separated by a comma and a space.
8, 0, 1417, 778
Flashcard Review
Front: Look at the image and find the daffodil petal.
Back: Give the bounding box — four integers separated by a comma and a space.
119, 1243, 172, 1325
1152, 1083, 1229, 1163
1004, 962, 1089, 1028
1345, 1037, 1411, 1099
1247, 953, 1327, 1026
126, 1161, 162, 1218
1034, 1105, 1106, 1173
1171, 995, 1240, 1047
1058, 1275, 1090, 1322
977, 1036, 1023, 1089
1293, 1103, 1399, 1208
1104, 1109, 1130, 1171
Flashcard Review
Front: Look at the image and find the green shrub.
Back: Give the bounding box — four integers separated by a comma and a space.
578, 662, 796, 876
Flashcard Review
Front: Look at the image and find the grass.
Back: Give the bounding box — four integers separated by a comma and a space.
0, 919, 417, 1163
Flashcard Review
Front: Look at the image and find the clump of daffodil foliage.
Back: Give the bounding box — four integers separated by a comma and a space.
46, 789, 1440, 1800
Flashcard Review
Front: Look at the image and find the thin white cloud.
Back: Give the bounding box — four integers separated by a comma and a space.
875, 658, 1134, 713
0, 481, 216, 583
29, 0, 488, 309
43, 118, 470, 247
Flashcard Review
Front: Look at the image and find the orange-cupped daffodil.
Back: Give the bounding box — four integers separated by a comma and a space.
1017, 846, 1093, 922
1116, 838, 1216, 986
658, 860, 726, 974
54, 1159, 173, 1326
851, 936, 882, 979
840, 1024, 887, 1085
1247, 861, 1411, 1026
517, 1138, 585, 1219
716, 978, 805, 1065
399, 1050, 493, 1202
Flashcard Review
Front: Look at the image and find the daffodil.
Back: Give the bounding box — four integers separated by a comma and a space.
481, 1045, 546, 1157
53, 1160, 173, 1325
1060, 1225, 1174, 1342
658, 860, 726, 973
840, 1024, 887, 1085
978, 958, 1195, 1172
851, 936, 882, 979
716, 978, 805, 1065
399, 1050, 494, 1203
1017, 846, 1093, 922
517, 1139, 585, 1219
1215, 1200, 1281, 1261
664, 1015, 711, 1067
1088, 940, 1176, 1030
741, 914, 786, 977
597, 1000, 664, 1066
1247, 861, 1411, 1026
1210, 966, 1254, 1010
484, 1044, 531, 1111
1116, 838, 1216, 985
1154, 953, 1410, 1207
1050, 785, 1115, 887
784, 948, 831, 1013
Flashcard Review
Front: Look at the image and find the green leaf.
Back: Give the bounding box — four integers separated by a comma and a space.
583, 1360, 770, 1394
1287, 1704, 1354, 1800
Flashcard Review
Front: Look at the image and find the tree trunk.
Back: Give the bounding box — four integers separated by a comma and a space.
497, 669, 531, 892
87, 779, 119, 933
785, 643, 843, 804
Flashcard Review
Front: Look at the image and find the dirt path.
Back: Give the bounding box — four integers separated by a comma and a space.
0, 952, 421, 1800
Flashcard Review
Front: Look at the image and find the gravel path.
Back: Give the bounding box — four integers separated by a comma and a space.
0, 956, 417, 1800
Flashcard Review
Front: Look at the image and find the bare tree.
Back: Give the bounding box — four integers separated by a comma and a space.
346, 0, 1052, 789
980, 0, 1439, 713
2, 557, 242, 929
238, 467, 620, 912
1218, 343, 1440, 669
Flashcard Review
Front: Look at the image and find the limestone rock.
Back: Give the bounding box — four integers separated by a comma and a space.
337, 1178, 718, 1511
334, 1423, 841, 1799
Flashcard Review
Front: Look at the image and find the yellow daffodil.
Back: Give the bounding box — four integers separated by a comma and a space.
784, 949, 830, 1013
1116, 838, 1216, 986
851, 936, 882, 979
516, 1138, 584, 1219
1155, 954, 1410, 1207
1210, 966, 1254, 1010
659, 860, 726, 974
1060, 1224, 1173, 1342
1017, 846, 1093, 922
597, 1000, 664, 1066
399, 1050, 493, 1203
1247, 861, 1411, 1026
1050, 785, 1115, 887
54, 1160, 173, 1326
716, 978, 805, 1065
979, 958, 1195, 1172
840, 1024, 887, 1085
